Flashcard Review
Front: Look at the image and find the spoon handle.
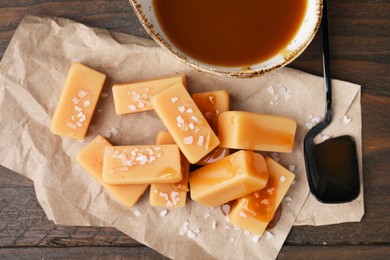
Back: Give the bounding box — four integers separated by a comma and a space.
322, 0, 332, 125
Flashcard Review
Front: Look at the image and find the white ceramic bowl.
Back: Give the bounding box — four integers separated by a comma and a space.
129, 0, 323, 78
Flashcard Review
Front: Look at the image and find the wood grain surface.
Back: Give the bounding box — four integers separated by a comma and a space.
1, 0, 389, 259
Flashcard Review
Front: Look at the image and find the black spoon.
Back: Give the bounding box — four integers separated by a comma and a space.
303, 0, 360, 203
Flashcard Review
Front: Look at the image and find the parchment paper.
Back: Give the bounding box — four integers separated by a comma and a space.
0, 15, 364, 259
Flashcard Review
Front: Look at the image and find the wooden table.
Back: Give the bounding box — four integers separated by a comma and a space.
0, 0, 389, 259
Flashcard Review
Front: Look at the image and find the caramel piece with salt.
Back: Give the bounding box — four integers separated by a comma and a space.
102, 144, 182, 185
190, 150, 268, 207
151, 83, 220, 164
150, 131, 190, 207
112, 75, 186, 115
192, 90, 230, 165
51, 63, 106, 140
218, 111, 297, 152
77, 135, 147, 207
229, 157, 295, 236
192, 90, 230, 133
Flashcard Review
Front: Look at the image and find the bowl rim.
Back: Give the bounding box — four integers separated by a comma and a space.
129, 0, 323, 78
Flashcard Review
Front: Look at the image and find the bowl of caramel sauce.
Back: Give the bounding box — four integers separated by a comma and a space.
129, 0, 322, 78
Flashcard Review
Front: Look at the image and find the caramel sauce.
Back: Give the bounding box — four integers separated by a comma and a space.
241, 174, 278, 222
153, 0, 307, 67
196, 146, 230, 165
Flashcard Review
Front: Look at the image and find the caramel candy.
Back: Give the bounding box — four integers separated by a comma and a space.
151, 83, 220, 164
218, 111, 297, 152
190, 150, 268, 207
229, 157, 295, 236
102, 145, 182, 184
150, 131, 190, 207
112, 75, 186, 115
51, 63, 106, 140
192, 90, 230, 133
76, 135, 148, 207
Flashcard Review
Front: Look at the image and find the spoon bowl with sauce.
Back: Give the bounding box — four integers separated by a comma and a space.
129, 0, 322, 78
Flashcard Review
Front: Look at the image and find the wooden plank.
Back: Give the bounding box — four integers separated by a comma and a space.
0, 247, 168, 260
279, 245, 390, 259
0, 166, 137, 247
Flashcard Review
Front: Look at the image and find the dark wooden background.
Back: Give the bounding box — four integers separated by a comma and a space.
0, 0, 389, 259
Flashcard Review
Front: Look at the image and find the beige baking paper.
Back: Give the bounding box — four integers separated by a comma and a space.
0, 15, 364, 259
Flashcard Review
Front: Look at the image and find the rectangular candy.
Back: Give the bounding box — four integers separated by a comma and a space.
218, 111, 297, 152
102, 144, 182, 184
192, 90, 230, 134
151, 83, 220, 164
190, 150, 268, 207
228, 157, 295, 236
76, 135, 148, 207
51, 62, 106, 140
149, 131, 190, 207
112, 75, 186, 115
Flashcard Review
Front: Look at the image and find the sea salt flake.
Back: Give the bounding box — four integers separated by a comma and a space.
186, 108, 193, 113
160, 209, 168, 217
178, 106, 185, 113
66, 122, 77, 129
83, 100, 91, 107
187, 230, 197, 239
280, 175, 287, 182
239, 211, 247, 218
211, 221, 217, 230
129, 104, 136, 111
197, 136, 204, 146
134, 209, 142, 217
285, 196, 292, 203
191, 115, 200, 123
78, 90, 87, 98
311, 116, 321, 124
305, 122, 313, 129
72, 97, 79, 104
111, 127, 119, 136
189, 123, 195, 130
183, 136, 193, 145
261, 199, 270, 205
265, 231, 274, 240
252, 235, 261, 243
288, 165, 296, 172
74, 105, 82, 112
137, 102, 145, 109
267, 86, 275, 95
76, 122, 82, 127
230, 237, 235, 242
179, 226, 189, 236
204, 213, 211, 219
343, 115, 352, 124
171, 97, 178, 103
